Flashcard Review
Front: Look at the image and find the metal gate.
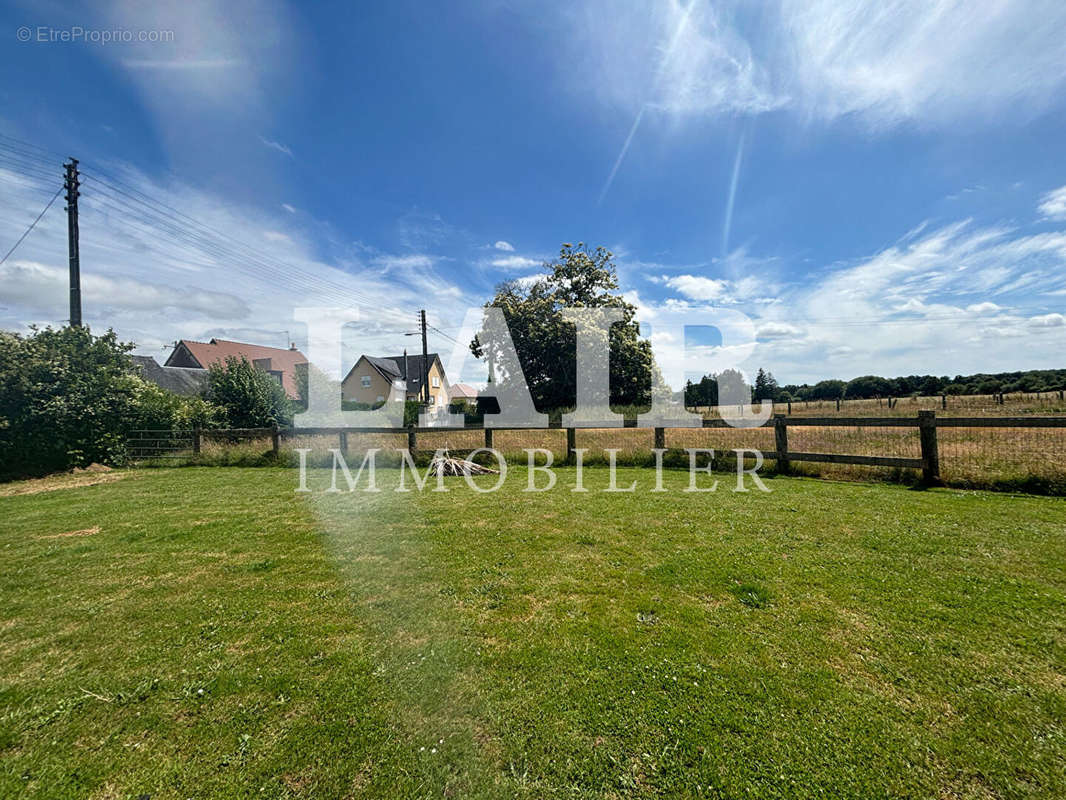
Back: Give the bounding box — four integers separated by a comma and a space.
125, 429, 195, 461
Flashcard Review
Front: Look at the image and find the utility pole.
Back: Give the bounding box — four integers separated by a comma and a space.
64, 159, 81, 327
420, 309, 430, 406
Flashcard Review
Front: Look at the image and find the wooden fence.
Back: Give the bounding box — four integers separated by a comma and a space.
128, 412, 1066, 486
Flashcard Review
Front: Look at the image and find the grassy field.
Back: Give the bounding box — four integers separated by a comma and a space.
2, 466, 1064, 798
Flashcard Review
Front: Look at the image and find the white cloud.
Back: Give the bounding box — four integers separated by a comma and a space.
605, 189, 1066, 384
569, 1, 784, 118
494, 240, 515, 251
373, 253, 436, 272
663, 275, 729, 301
258, 136, 293, 158
779, 0, 1066, 125
490, 255, 541, 270
660, 267, 776, 305
558, 0, 1066, 127
1029, 313, 1066, 329
1038, 185, 1066, 221
510, 274, 543, 290
747, 207, 1066, 381
0, 163, 477, 362
1, 260, 249, 319
756, 322, 803, 340
281, 203, 296, 214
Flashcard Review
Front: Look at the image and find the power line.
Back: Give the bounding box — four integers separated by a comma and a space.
0, 185, 63, 267
78, 169, 418, 327
428, 323, 461, 345
0, 131, 68, 161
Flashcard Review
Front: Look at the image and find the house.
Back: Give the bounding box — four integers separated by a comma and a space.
131, 355, 209, 396
164, 338, 308, 400
342, 352, 450, 407
449, 382, 479, 401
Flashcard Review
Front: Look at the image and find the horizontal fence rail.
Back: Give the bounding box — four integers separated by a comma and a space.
126, 413, 1066, 490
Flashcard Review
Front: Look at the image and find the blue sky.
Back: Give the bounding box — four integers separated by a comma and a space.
2, 0, 1066, 385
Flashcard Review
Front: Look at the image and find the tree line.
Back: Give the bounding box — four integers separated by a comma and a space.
686, 367, 1066, 406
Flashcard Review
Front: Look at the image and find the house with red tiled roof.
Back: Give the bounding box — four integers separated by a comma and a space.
164, 338, 308, 400
449, 382, 478, 400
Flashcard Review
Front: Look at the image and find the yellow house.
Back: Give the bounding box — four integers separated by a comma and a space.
341, 353, 450, 407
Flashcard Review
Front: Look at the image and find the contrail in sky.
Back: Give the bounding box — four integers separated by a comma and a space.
597, 2, 696, 205
598, 105, 646, 206
721, 130, 745, 256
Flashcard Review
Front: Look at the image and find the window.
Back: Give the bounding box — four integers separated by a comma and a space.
361, 375, 371, 388
376, 395, 384, 403
431, 376, 440, 388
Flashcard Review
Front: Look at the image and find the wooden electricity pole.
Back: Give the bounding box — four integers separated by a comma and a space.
64, 159, 81, 327
420, 309, 430, 405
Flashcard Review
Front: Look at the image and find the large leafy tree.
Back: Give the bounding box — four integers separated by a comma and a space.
0, 326, 139, 479
471, 243, 655, 413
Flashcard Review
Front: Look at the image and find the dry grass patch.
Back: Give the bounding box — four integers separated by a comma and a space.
0, 470, 129, 496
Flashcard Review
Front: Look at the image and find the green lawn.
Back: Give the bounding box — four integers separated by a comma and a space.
1, 466, 1064, 798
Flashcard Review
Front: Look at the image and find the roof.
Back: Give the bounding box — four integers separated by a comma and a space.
347, 352, 444, 396
131, 355, 209, 396
165, 338, 307, 398
450, 382, 479, 398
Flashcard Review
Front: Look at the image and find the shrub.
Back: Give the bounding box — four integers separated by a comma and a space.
128, 378, 220, 431
203, 356, 294, 429
448, 398, 482, 425
0, 326, 138, 479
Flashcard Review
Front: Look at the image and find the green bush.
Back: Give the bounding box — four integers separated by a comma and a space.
203, 356, 294, 429
128, 378, 220, 431
0, 326, 138, 480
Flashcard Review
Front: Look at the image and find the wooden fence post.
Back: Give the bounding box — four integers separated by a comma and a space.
835, 398, 840, 412
787, 400, 792, 415
339, 430, 347, 453
918, 410, 940, 485
774, 414, 789, 474
941, 394, 947, 410
566, 427, 576, 465
271, 423, 280, 456
407, 425, 417, 458
193, 426, 201, 455
654, 426, 665, 451
484, 428, 493, 450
